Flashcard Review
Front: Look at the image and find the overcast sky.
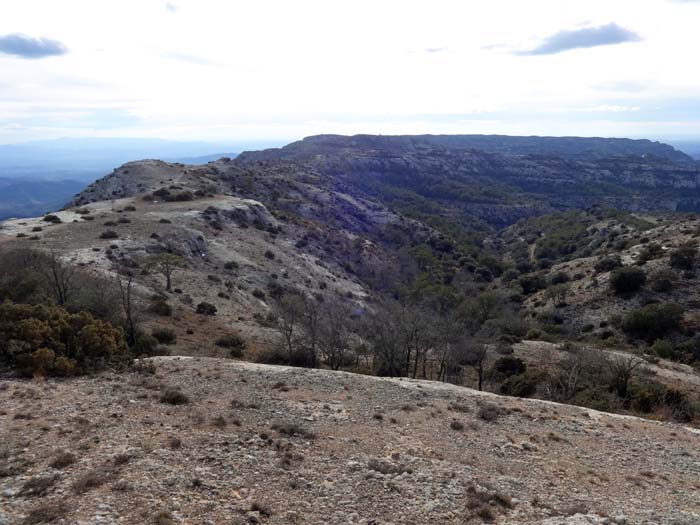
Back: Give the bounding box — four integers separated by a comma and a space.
1, 0, 699, 144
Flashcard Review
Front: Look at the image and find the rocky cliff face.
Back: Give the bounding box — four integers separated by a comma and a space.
68, 135, 700, 234
237, 133, 695, 163
235, 134, 700, 225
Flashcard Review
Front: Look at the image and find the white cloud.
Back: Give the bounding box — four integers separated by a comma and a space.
0, 0, 698, 143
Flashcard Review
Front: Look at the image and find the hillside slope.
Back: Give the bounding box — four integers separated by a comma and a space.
1, 357, 698, 525
236, 135, 700, 228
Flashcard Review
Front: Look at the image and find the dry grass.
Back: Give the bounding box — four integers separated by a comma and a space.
271, 421, 316, 439
159, 388, 190, 405
49, 451, 76, 469
23, 500, 69, 524
151, 510, 177, 524
72, 467, 116, 494
19, 474, 60, 497
465, 484, 514, 522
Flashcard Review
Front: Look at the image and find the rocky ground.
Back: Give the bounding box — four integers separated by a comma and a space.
0, 190, 369, 354
1, 357, 699, 525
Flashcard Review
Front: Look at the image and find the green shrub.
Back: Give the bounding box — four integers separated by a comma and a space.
42, 214, 62, 224
549, 271, 570, 285
651, 339, 676, 360
501, 269, 520, 282
594, 255, 622, 273
0, 301, 128, 376
165, 191, 194, 202
622, 303, 683, 341
215, 334, 247, 357
255, 347, 314, 367
148, 299, 173, 316
492, 356, 526, 378
152, 328, 177, 345
609, 267, 646, 295
662, 388, 696, 422
627, 381, 666, 413
100, 230, 119, 240
571, 385, 612, 412
152, 188, 171, 199
131, 333, 160, 356
518, 273, 546, 295
196, 302, 217, 315
255, 347, 289, 365
674, 339, 700, 363
636, 243, 663, 264
650, 270, 674, 293
160, 389, 189, 405
499, 372, 540, 398
669, 244, 697, 270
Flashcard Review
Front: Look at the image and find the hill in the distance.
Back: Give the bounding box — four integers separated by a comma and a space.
0, 137, 265, 219
0, 177, 86, 221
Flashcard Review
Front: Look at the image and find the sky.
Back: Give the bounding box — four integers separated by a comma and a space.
1, 0, 700, 144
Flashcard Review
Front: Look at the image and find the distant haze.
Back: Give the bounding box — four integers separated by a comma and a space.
0, 137, 279, 181
0, 136, 278, 220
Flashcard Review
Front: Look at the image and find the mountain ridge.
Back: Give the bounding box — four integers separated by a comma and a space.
238, 133, 695, 163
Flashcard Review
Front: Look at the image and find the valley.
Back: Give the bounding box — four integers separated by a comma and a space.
2, 134, 700, 524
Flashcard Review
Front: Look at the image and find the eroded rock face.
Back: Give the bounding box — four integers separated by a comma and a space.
144, 228, 209, 258
236, 134, 700, 224
200, 200, 279, 232
67, 135, 700, 234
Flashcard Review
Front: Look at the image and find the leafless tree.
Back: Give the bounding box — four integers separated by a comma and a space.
39, 251, 76, 306
364, 303, 404, 376
607, 353, 644, 399
300, 295, 321, 368
117, 272, 140, 347
460, 341, 488, 391
433, 312, 465, 382
318, 297, 354, 370
546, 346, 609, 402
274, 293, 306, 363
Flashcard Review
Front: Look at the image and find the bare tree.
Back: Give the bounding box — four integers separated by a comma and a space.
274, 293, 306, 363
117, 272, 140, 347
300, 295, 321, 368
39, 251, 76, 306
607, 353, 644, 399
365, 303, 404, 377
546, 346, 609, 402
460, 341, 489, 391
433, 312, 465, 382
318, 297, 354, 370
